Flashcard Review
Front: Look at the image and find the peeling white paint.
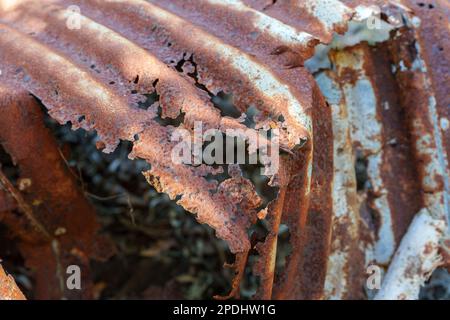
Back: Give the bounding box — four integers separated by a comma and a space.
223, 49, 312, 132
440, 118, 449, 131
410, 16, 421, 28
315, 71, 342, 105
375, 209, 446, 300
425, 95, 450, 224
324, 250, 349, 299
305, 0, 352, 32
205, 0, 315, 46
305, 17, 396, 73
399, 60, 407, 72
341, 55, 395, 265
323, 69, 359, 299
353, 5, 379, 21
316, 47, 397, 269
345, 78, 382, 154
391, 64, 397, 74
372, 196, 396, 265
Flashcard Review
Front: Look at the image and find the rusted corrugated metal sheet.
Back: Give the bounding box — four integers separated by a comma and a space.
0, 0, 448, 299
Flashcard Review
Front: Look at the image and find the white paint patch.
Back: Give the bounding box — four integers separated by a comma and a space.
411, 57, 427, 73
410, 16, 421, 28
305, 0, 352, 31
399, 60, 407, 72
323, 70, 359, 299
305, 19, 395, 73
373, 195, 396, 265
332, 48, 395, 266
353, 5, 380, 21
375, 209, 446, 300
410, 96, 449, 217
205, 0, 315, 46
391, 64, 397, 74
223, 48, 312, 132
412, 41, 428, 73
367, 153, 384, 194
425, 95, 450, 224
345, 78, 382, 154
315, 71, 342, 105
324, 250, 349, 299
440, 118, 449, 131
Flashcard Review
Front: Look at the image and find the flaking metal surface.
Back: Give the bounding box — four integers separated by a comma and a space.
0, 264, 25, 300
0, 0, 448, 299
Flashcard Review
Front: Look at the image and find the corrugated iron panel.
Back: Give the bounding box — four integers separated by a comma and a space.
0, 0, 448, 299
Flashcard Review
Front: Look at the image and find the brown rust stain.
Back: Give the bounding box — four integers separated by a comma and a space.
365, 42, 423, 246
0, 190, 16, 213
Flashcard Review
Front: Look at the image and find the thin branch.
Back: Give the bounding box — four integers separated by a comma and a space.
0, 168, 52, 240
0, 168, 66, 296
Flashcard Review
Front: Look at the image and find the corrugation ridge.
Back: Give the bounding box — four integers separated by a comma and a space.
0, 0, 446, 301
0, 2, 267, 146
0, 21, 252, 251
151, 0, 318, 54
242, 0, 354, 43
330, 46, 397, 267
0, 16, 264, 300
389, 26, 449, 222
71, 0, 320, 299
279, 82, 334, 299
64, 5, 320, 293
316, 70, 362, 299
70, 0, 313, 147
0, 22, 150, 152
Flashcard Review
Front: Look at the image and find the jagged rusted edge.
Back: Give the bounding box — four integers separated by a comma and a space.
0, 265, 25, 300
0, 0, 309, 299
0, 0, 357, 300
150, 0, 357, 300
